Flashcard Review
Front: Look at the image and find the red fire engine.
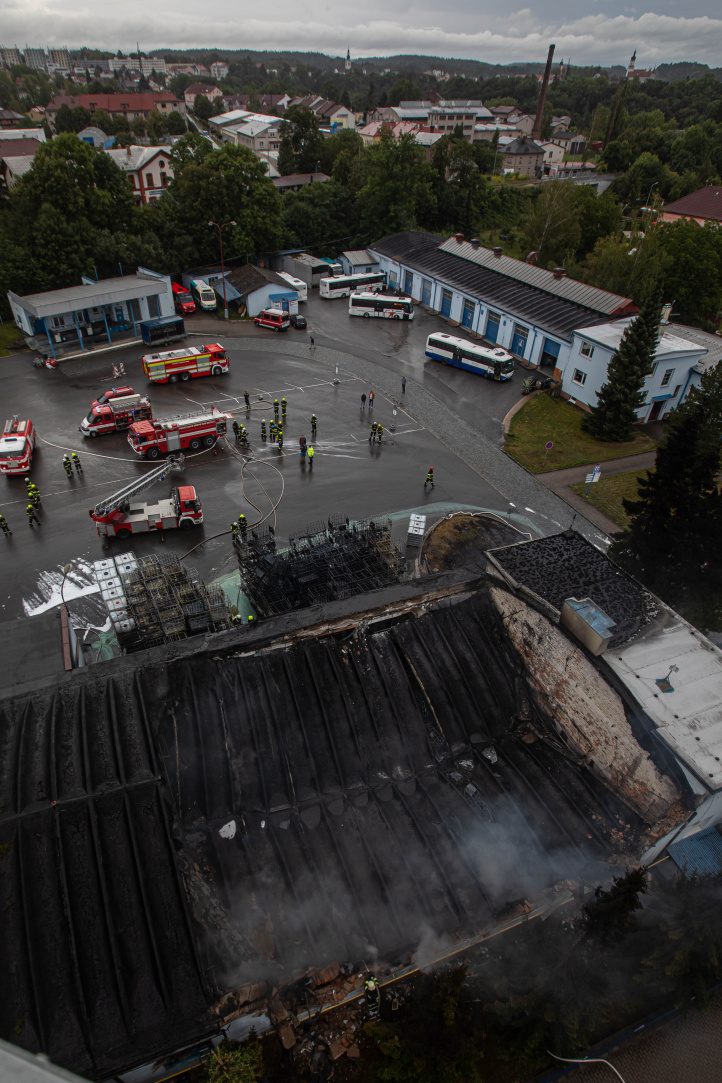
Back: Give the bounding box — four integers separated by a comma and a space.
90, 385, 135, 408
90, 455, 203, 540
141, 343, 228, 383
80, 394, 152, 437
127, 406, 232, 459
0, 417, 36, 475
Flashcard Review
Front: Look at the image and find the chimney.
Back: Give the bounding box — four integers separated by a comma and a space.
455, 232, 464, 243
470, 238, 480, 248
493, 246, 503, 257
531, 43, 555, 142
525, 250, 538, 263
126, 145, 131, 156
553, 266, 566, 278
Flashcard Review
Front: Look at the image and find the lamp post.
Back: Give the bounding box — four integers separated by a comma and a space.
208, 220, 236, 319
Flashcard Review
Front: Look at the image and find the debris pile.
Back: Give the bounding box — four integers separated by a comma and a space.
235, 514, 402, 616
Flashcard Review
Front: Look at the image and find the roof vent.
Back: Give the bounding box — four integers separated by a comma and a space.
525, 250, 538, 263
470, 238, 480, 248
553, 266, 566, 278
455, 232, 464, 243
493, 246, 503, 257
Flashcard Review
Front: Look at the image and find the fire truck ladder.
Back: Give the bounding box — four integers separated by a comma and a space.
92, 455, 185, 517
155, 407, 224, 425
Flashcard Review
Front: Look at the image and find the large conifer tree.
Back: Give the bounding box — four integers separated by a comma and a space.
581, 292, 662, 442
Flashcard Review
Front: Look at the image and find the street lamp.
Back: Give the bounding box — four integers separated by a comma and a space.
643, 181, 658, 212
208, 220, 236, 319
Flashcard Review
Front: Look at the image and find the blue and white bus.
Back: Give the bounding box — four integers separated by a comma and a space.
349, 292, 414, 320
425, 333, 514, 381
320, 271, 386, 298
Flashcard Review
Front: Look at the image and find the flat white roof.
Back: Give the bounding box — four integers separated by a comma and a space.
604, 613, 722, 792
575, 318, 709, 360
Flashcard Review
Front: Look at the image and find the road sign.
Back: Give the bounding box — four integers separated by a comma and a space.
545, 441, 553, 450
584, 465, 602, 494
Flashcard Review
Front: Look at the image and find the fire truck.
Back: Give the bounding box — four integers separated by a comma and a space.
141, 343, 229, 384
90, 455, 203, 540
127, 406, 232, 459
0, 417, 36, 475
80, 393, 153, 437
91, 385, 134, 408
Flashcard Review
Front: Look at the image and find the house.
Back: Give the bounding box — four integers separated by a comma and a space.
184, 84, 222, 109
221, 264, 300, 316
508, 112, 535, 136
550, 131, 587, 156
661, 185, 722, 226
0, 127, 45, 144
257, 92, 291, 114
540, 140, 565, 165
106, 144, 174, 204
502, 136, 544, 177
314, 100, 356, 130
559, 317, 722, 422
368, 230, 636, 370
221, 94, 250, 112
0, 108, 26, 129
427, 101, 493, 141
339, 249, 380, 276
272, 172, 330, 192
0, 136, 44, 186
550, 114, 571, 134
8, 268, 174, 358
46, 93, 186, 128
210, 62, 229, 80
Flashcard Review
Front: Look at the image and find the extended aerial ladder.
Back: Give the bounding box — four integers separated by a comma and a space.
89, 455, 203, 540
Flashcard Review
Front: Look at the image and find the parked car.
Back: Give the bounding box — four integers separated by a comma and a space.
290, 313, 307, 330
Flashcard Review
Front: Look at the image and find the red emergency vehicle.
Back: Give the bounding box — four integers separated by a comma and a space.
80, 394, 152, 437
91, 386, 135, 408
254, 308, 289, 331
90, 456, 203, 539
172, 282, 196, 315
0, 418, 36, 475
141, 343, 228, 383
128, 407, 232, 459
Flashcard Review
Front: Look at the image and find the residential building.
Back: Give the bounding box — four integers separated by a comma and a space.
661, 185, 722, 226
167, 63, 208, 77
210, 62, 229, 80
106, 144, 174, 204
222, 94, 250, 112
427, 100, 493, 140
0, 109, 27, 129
472, 121, 521, 143
24, 47, 47, 71
0, 46, 22, 67
550, 130, 587, 155
539, 140, 565, 165
46, 93, 185, 127
339, 249, 380, 276
546, 161, 598, 179
559, 318, 721, 421
184, 84, 222, 109
229, 115, 283, 159
509, 112, 535, 135
257, 92, 291, 113
0, 137, 44, 187
550, 114, 571, 133
502, 136, 544, 177
48, 47, 69, 70
8, 268, 174, 358
272, 172, 330, 192
141, 57, 166, 76
0, 126, 45, 143
368, 230, 637, 371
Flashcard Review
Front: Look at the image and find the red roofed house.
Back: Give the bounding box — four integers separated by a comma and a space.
46, 93, 186, 129
183, 84, 222, 109
661, 186, 722, 226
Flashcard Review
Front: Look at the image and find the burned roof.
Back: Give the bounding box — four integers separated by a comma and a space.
487, 531, 659, 648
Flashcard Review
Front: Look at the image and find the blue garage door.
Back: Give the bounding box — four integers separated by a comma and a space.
441, 289, 453, 318
421, 279, 432, 306
540, 337, 561, 366
462, 300, 474, 329
511, 324, 529, 357
404, 271, 414, 294
486, 310, 500, 342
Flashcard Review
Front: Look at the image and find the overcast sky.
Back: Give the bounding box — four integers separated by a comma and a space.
3, 1, 722, 67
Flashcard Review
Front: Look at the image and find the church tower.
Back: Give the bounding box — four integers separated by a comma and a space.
345, 48, 351, 71
627, 50, 636, 79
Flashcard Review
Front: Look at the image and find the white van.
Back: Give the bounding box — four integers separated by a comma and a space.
190, 279, 217, 311
277, 271, 307, 302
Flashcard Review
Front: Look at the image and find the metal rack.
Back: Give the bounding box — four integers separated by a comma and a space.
234, 513, 402, 617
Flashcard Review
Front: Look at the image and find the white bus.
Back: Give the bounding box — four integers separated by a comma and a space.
320, 271, 386, 298
349, 292, 414, 320
425, 333, 515, 381
277, 271, 308, 302
189, 278, 217, 311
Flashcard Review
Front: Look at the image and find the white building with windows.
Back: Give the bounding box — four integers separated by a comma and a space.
561, 320, 722, 422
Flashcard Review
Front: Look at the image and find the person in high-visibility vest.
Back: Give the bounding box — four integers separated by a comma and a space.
261, 419, 267, 440
281, 397, 287, 418
62, 455, 73, 478
425, 467, 434, 488
72, 451, 83, 474
307, 445, 314, 468
0, 513, 12, 536
26, 503, 41, 526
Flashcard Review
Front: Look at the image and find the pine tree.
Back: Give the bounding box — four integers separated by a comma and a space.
276, 133, 295, 176
583, 868, 649, 943
581, 292, 661, 442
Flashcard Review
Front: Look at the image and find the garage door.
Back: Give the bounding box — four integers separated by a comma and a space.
441, 290, 453, 318
421, 279, 432, 306
485, 310, 500, 343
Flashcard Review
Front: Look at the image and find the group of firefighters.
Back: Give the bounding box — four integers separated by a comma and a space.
0, 453, 87, 533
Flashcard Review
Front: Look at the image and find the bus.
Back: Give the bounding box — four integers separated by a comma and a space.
190, 278, 217, 311
320, 272, 386, 298
277, 271, 308, 301
425, 333, 515, 381
349, 292, 414, 320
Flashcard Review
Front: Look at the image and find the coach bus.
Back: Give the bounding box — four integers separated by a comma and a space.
277, 271, 308, 302
425, 333, 515, 380
320, 271, 386, 298
349, 292, 414, 320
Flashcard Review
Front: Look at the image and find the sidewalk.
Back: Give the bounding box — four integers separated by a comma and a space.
535, 452, 656, 536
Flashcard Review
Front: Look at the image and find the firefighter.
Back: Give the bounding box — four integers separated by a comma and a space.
273, 398, 279, 419
62, 454, 73, 478
30, 488, 42, 509
26, 502, 41, 527
0, 513, 12, 536
72, 451, 83, 474
307, 445, 314, 468
244, 390, 250, 408
368, 422, 377, 444
230, 611, 243, 625
238, 514, 247, 538
240, 430, 249, 449
231, 521, 239, 537
232, 419, 240, 441
24, 476, 32, 492
311, 413, 317, 435
269, 419, 276, 442
377, 424, 384, 443
424, 467, 434, 488
364, 977, 380, 1012
247, 614, 255, 624
281, 397, 287, 418
277, 430, 284, 451
261, 419, 267, 440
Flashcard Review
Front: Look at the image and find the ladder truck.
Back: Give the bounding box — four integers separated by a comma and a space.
89, 455, 203, 540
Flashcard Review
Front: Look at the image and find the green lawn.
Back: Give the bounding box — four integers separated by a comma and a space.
505, 394, 657, 473
0, 322, 26, 358
571, 469, 652, 530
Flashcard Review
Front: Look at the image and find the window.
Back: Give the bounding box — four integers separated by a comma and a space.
661, 368, 674, 387
146, 173, 153, 187
160, 172, 167, 187
673, 385, 681, 398
572, 369, 587, 386
128, 175, 135, 187
647, 362, 657, 377
158, 160, 164, 169
579, 341, 594, 358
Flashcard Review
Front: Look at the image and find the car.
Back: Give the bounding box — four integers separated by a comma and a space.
289, 313, 307, 330
90, 386, 134, 408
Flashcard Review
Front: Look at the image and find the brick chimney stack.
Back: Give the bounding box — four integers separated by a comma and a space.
531, 43, 555, 142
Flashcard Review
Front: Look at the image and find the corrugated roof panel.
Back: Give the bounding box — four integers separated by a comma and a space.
669, 828, 722, 877
438, 237, 634, 314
